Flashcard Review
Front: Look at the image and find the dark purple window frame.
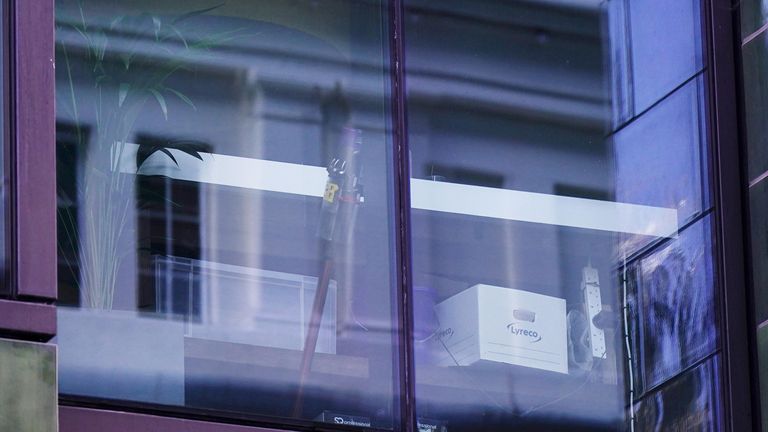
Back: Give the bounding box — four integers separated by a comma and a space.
390, 0, 416, 431
60, 406, 286, 432
12, 0, 56, 302
705, 0, 754, 430
0, 0, 755, 431
0, 0, 56, 339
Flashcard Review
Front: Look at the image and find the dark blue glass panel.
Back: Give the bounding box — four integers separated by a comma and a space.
628, 0, 703, 113
758, 325, 768, 432
633, 355, 721, 431
742, 32, 768, 183
750, 179, 768, 324
741, 0, 768, 40
637, 215, 717, 390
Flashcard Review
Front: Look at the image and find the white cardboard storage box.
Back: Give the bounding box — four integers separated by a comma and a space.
434, 284, 568, 374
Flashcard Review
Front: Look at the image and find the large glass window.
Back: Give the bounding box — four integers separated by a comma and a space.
55, 0, 401, 427
54, 0, 722, 431
405, 0, 718, 431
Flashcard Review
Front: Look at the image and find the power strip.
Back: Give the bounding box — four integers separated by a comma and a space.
581, 266, 606, 358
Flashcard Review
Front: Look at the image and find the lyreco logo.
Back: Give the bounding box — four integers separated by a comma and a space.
436, 327, 454, 341
506, 323, 542, 343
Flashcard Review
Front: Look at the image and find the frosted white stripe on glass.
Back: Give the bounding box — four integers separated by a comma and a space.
115, 143, 678, 238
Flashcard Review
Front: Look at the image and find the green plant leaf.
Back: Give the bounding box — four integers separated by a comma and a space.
163, 87, 197, 111
172, 3, 225, 24
94, 74, 109, 86
72, 24, 90, 45
152, 16, 162, 39
91, 30, 108, 62
118, 83, 130, 107
148, 88, 168, 120
136, 145, 178, 170
176, 148, 204, 161
135, 139, 207, 170
109, 15, 126, 30
158, 148, 178, 165
191, 28, 249, 50
135, 189, 183, 210
169, 140, 207, 161
120, 52, 133, 70
167, 24, 189, 48
135, 146, 155, 170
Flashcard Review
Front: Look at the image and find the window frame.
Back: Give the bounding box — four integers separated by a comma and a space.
24, 0, 755, 431
12, 0, 56, 301
705, 0, 755, 430
0, 0, 56, 339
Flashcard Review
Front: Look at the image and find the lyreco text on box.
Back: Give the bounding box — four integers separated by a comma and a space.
434, 284, 568, 374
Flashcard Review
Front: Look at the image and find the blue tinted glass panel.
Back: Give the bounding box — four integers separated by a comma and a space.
614, 77, 707, 255
628, 0, 703, 113
633, 355, 721, 431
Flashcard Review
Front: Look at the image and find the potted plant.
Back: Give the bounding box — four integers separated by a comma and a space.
56, 2, 240, 310
55, 1, 245, 405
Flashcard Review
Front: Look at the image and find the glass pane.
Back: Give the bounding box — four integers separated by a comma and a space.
741, 0, 768, 41
741, 2, 768, 431
751, 170, 768, 325
404, 0, 717, 431
613, 77, 707, 254
759, 325, 768, 432
55, 0, 400, 427
627, 0, 703, 114
632, 355, 721, 431
742, 30, 768, 183
635, 216, 716, 390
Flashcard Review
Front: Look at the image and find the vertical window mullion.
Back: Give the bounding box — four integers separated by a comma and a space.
12, 0, 56, 301
708, 0, 757, 429
389, 0, 416, 430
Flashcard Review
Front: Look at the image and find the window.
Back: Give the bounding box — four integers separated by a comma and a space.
405, 0, 718, 431
54, 0, 723, 431
55, 0, 401, 427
